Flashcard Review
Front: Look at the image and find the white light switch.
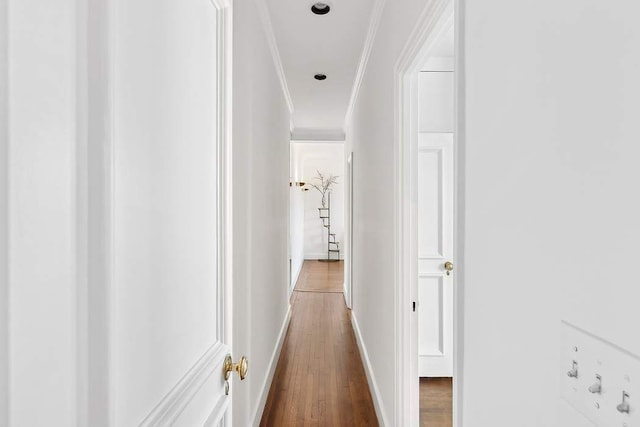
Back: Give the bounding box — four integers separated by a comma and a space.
562, 321, 639, 426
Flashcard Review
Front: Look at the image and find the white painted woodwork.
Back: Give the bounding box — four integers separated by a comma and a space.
418, 72, 454, 133
3, 0, 292, 425
417, 133, 454, 377
417, 147, 443, 259
416, 66, 455, 378
422, 56, 454, 73
5, 0, 232, 424
111, 0, 229, 424
0, 0, 8, 422
6, 0, 79, 423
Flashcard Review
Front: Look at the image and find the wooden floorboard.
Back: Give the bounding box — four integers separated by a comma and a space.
293, 261, 344, 293
419, 377, 453, 427
261, 261, 378, 426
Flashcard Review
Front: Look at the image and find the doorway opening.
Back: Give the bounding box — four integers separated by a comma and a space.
263, 140, 378, 424
395, 1, 462, 425
416, 23, 455, 426
289, 141, 346, 297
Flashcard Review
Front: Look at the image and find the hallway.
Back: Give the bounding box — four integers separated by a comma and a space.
261, 261, 378, 426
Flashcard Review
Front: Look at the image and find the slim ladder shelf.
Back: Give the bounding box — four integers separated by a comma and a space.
318, 192, 340, 262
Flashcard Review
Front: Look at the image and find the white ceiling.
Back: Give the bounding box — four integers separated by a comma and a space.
265, 0, 372, 139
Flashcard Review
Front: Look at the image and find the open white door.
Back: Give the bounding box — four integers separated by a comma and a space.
91, 0, 236, 424
417, 133, 454, 377
417, 70, 454, 377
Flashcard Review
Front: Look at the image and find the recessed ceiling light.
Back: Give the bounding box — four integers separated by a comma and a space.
311, 2, 330, 15
314, 74, 327, 81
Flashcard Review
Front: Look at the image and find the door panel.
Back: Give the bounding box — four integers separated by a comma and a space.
112, 0, 230, 423
417, 148, 443, 258
417, 275, 443, 356
417, 133, 453, 377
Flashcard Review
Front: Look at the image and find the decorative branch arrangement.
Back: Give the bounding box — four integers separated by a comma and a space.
309, 170, 339, 207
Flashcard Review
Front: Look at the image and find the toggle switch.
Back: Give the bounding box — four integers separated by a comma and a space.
561, 322, 640, 425
617, 391, 630, 414
588, 374, 602, 394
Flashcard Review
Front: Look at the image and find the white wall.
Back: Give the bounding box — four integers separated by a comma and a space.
232, 1, 291, 425
346, 0, 438, 422
349, 0, 640, 425
0, 0, 8, 423
462, 0, 640, 425
291, 142, 345, 260
111, 0, 223, 423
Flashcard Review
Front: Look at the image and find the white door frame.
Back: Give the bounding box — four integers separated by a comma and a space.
214, 0, 234, 393
0, 1, 7, 422
345, 151, 354, 309
394, 0, 464, 425
218, 3, 234, 423
81, 0, 234, 424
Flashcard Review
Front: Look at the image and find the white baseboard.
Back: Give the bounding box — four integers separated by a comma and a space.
351, 312, 388, 426
343, 281, 350, 308
290, 260, 303, 296
251, 306, 292, 426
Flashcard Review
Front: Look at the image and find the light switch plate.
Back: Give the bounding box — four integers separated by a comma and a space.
562, 321, 639, 426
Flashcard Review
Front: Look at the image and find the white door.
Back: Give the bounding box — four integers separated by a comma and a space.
417, 134, 454, 377
417, 71, 454, 377
104, 0, 236, 424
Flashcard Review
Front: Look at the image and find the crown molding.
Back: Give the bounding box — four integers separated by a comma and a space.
253, 0, 295, 114
342, 0, 387, 130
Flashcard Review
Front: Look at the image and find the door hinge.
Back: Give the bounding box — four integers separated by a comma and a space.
412, 301, 416, 312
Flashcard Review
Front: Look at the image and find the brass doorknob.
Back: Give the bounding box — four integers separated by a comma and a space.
444, 261, 454, 276
223, 354, 248, 381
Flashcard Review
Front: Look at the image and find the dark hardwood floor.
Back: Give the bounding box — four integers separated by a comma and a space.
261, 261, 378, 426
420, 377, 453, 426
